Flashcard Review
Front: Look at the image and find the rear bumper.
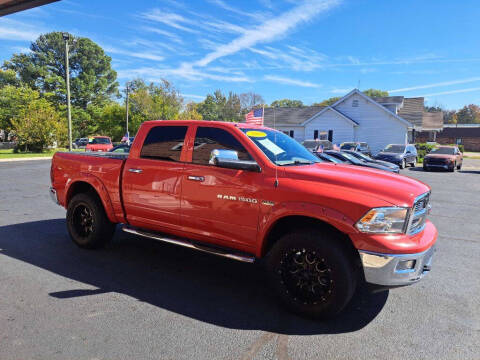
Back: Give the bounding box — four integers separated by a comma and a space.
49, 186, 59, 205
359, 245, 435, 286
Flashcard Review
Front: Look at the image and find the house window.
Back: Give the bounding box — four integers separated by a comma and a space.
314, 130, 319, 139
319, 131, 328, 140
328, 130, 333, 142
352, 99, 359, 107
289, 130, 294, 138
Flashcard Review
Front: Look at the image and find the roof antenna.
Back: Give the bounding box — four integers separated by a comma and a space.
273, 105, 279, 188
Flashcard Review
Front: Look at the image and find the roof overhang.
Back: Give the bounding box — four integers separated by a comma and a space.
0, 0, 59, 16
301, 106, 359, 127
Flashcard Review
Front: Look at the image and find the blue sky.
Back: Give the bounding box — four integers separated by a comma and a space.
1, 0, 480, 109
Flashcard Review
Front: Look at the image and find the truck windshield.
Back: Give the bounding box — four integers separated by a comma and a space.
430, 147, 455, 155
241, 129, 320, 166
89, 137, 111, 144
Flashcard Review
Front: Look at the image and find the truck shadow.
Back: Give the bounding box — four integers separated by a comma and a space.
0, 219, 388, 335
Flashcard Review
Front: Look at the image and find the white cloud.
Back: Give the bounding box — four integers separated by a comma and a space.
141, 9, 199, 34
330, 88, 353, 94
208, 0, 261, 18
142, 26, 183, 43
419, 87, 480, 97
104, 46, 164, 61
264, 75, 320, 88
193, 0, 341, 67
250, 46, 327, 71
0, 18, 43, 41
389, 77, 480, 93
181, 93, 205, 100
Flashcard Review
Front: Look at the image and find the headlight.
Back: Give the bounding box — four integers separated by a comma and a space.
356, 207, 408, 234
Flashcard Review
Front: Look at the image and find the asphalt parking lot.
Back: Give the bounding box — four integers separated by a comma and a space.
0, 159, 479, 360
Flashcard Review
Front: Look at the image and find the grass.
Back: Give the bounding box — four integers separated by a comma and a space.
0, 148, 83, 159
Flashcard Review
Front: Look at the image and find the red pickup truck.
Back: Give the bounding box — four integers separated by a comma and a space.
50, 120, 437, 318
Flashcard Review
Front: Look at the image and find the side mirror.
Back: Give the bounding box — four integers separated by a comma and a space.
210, 149, 261, 172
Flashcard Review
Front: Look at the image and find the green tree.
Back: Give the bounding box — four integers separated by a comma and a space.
95, 102, 126, 141
3, 32, 119, 109
312, 96, 341, 107
239, 92, 264, 112
197, 90, 243, 122
456, 104, 480, 124
11, 96, 66, 152
362, 89, 389, 97
270, 99, 304, 107
0, 85, 39, 132
178, 102, 203, 120
0, 69, 20, 88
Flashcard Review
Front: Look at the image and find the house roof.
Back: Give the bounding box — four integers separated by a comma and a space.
302, 106, 359, 127
398, 97, 424, 127
372, 96, 404, 104
421, 112, 444, 131
440, 126, 480, 137
0, 0, 59, 16
263, 106, 325, 126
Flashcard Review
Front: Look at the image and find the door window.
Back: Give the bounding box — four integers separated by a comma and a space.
140, 126, 188, 162
192, 127, 252, 165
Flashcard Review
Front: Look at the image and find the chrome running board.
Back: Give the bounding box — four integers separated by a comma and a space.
122, 226, 255, 263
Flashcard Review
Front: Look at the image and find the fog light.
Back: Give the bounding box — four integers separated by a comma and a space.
396, 260, 416, 271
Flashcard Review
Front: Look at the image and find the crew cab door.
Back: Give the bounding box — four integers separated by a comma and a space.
180, 126, 262, 250
122, 125, 188, 232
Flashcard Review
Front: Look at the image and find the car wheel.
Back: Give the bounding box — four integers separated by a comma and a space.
449, 162, 456, 172
66, 192, 116, 249
457, 163, 462, 170
400, 159, 406, 169
411, 158, 417, 167
265, 229, 357, 319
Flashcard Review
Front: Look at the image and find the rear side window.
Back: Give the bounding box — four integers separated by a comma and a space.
140, 126, 188, 162
192, 127, 251, 165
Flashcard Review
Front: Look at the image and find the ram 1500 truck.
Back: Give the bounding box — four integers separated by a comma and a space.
50, 120, 437, 318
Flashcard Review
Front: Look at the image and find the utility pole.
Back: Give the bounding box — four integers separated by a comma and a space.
63, 33, 72, 151
125, 82, 130, 144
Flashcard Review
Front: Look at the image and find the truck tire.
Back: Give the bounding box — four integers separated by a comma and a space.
66, 192, 116, 249
449, 162, 456, 172
265, 229, 356, 319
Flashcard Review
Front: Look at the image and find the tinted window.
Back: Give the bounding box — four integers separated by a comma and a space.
384, 144, 405, 153
340, 143, 356, 150
140, 126, 187, 162
90, 137, 111, 144
193, 127, 251, 165
430, 147, 455, 155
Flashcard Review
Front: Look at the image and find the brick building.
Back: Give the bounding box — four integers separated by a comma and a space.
416, 124, 480, 151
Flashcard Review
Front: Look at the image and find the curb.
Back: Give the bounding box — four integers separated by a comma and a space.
0, 156, 53, 162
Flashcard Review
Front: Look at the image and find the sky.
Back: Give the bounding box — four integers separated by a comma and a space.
1, 0, 480, 109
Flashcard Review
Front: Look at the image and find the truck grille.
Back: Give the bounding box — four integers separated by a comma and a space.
408, 192, 430, 235
426, 158, 446, 165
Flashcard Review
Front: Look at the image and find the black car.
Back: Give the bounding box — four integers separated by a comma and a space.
375, 144, 417, 169
340, 142, 372, 156
343, 150, 400, 172
324, 150, 400, 173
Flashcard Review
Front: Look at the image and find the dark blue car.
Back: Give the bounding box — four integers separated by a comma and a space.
375, 144, 418, 169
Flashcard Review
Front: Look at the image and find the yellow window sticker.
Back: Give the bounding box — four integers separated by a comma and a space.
246, 130, 267, 138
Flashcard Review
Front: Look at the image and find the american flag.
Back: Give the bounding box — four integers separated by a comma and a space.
245, 107, 264, 125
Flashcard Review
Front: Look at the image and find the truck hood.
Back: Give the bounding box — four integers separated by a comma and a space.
425, 154, 455, 160
284, 163, 429, 207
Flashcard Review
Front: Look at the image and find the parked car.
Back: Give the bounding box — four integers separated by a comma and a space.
375, 144, 417, 169
73, 138, 88, 149
109, 144, 131, 153
340, 142, 372, 156
325, 150, 400, 173
50, 120, 436, 319
302, 139, 333, 152
85, 136, 113, 152
423, 146, 463, 172
315, 152, 344, 163
343, 150, 400, 172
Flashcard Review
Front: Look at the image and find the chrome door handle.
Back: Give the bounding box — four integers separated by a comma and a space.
188, 175, 204, 182
128, 168, 143, 173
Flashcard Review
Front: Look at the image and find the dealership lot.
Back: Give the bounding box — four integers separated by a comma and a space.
0, 159, 479, 360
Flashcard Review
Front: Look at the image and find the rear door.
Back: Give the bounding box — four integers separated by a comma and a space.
180, 125, 262, 249
122, 125, 188, 232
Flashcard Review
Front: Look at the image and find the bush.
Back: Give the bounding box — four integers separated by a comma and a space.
415, 143, 436, 163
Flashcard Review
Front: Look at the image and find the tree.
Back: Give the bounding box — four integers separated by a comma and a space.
239, 92, 264, 112
456, 104, 480, 124
3, 32, 119, 109
362, 89, 389, 97
312, 96, 340, 107
95, 102, 126, 141
0, 69, 20, 88
178, 102, 203, 120
197, 90, 243, 122
0, 85, 39, 132
270, 99, 304, 107
11, 96, 66, 152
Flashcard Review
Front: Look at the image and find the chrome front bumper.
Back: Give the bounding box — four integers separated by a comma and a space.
359, 246, 435, 287
49, 186, 59, 205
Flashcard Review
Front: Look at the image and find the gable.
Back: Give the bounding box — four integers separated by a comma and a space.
302, 106, 358, 127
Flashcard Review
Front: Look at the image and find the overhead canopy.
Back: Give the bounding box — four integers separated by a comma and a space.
0, 0, 59, 16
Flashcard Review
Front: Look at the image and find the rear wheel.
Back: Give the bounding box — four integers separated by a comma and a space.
67, 192, 116, 249
400, 159, 406, 169
266, 229, 356, 319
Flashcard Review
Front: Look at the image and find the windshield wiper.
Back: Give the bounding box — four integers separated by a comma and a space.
279, 160, 316, 166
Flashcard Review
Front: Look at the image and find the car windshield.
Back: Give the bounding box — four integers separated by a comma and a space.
339, 152, 364, 164
430, 147, 456, 155
319, 153, 343, 163
242, 129, 320, 166
89, 137, 111, 144
347, 151, 371, 161
340, 143, 356, 150
384, 144, 405, 153
302, 140, 317, 150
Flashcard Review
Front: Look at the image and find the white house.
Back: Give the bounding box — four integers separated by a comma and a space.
262, 89, 443, 154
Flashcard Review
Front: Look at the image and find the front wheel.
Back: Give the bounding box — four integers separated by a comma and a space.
400, 159, 406, 169
67, 192, 116, 249
411, 158, 417, 167
449, 162, 456, 172
265, 229, 357, 319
